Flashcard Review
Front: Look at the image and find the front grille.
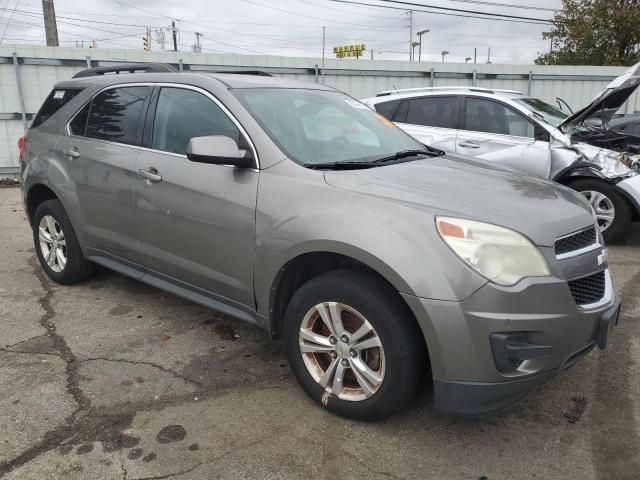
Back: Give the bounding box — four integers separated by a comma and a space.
555, 227, 597, 257
568, 271, 606, 306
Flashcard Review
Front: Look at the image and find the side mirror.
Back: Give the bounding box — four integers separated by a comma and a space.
534, 124, 550, 142
186, 135, 253, 168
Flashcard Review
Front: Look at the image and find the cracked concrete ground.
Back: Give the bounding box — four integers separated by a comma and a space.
0, 186, 639, 480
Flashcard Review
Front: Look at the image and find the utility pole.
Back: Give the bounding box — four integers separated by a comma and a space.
371, 49, 374, 60
487, 47, 491, 64
172, 21, 178, 52
474, 47, 477, 64
441, 50, 449, 63
192, 32, 202, 53
42, 0, 59, 47
321, 26, 325, 84
406, 10, 413, 61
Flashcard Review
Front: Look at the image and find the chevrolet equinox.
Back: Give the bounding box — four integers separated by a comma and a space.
20, 64, 620, 419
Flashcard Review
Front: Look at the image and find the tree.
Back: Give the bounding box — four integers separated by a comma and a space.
535, 0, 640, 66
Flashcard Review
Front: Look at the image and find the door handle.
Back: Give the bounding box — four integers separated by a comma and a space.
137, 168, 162, 183
458, 141, 480, 149
63, 147, 80, 158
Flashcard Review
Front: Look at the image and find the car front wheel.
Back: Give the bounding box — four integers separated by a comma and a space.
568, 178, 631, 243
283, 269, 426, 420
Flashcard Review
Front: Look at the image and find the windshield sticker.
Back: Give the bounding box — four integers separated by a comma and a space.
53, 90, 65, 99
344, 99, 369, 109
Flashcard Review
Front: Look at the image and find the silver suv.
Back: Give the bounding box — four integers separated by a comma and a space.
362, 62, 640, 243
20, 65, 620, 419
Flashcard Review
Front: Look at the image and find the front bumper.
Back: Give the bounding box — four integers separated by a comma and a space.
433, 297, 620, 416
401, 270, 620, 416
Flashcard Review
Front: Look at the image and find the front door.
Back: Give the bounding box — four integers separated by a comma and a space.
134, 85, 259, 307
457, 96, 551, 178
52, 85, 152, 267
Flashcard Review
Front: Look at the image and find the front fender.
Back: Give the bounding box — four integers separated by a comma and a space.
253, 162, 487, 318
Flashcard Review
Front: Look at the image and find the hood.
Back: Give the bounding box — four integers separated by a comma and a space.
559, 61, 640, 130
324, 154, 593, 247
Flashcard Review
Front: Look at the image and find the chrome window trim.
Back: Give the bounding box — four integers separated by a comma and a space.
575, 268, 613, 311
65, 81, 260, 169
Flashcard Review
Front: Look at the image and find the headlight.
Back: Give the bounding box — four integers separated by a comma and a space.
436, 217, 550, 286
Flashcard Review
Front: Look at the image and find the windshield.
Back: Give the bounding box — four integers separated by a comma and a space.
232, 88, 426, 166
513, 97, 568, 127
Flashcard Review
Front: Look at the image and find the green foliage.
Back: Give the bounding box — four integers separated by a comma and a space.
535, 0, 640, 66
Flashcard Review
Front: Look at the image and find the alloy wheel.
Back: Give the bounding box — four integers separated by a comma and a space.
298, 302, 385, 401
38, 215, 67, 273
582, 190, 615, 232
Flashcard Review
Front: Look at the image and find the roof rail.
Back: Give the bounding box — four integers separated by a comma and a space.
72, 63, 177, 78
209, 70, 273, 77
376, 86, 523, 97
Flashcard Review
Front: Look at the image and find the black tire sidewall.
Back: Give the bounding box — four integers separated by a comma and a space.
283, 269, 425, 420
568, 178, 631, 243
33, 199, 91, 284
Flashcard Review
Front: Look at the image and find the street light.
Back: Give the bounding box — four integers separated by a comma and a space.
416, 29, 429, 62
465, 57, 472, 63
441, 50, 449, 62
411, 41, 420, 62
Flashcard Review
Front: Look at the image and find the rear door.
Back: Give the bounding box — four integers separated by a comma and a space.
458, 96, 551, 178
134, 85, 259, 307
392, 95, 460, 151
51, 85, 151, 269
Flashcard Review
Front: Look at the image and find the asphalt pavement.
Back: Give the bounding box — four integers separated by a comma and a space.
1, 186, 639, 480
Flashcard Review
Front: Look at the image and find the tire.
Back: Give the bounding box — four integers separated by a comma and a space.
283, 268, 426, 420
33, 199, 94, 284
567, 178, 631, 243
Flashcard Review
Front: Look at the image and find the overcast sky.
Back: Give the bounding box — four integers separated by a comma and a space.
0, 0, 563, 64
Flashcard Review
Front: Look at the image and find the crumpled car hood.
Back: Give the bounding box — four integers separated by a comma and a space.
559, 61, 640, 130
324, 154, 593, 247
571, 142, 639, 177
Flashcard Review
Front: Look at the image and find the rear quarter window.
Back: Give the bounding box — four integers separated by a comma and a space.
373, 99, 401, 120
31, 88, 83, 129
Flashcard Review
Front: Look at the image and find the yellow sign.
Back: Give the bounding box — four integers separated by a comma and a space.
333, 44, 366, 59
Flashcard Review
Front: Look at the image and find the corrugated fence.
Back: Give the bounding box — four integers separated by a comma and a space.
1, 44, 638, 178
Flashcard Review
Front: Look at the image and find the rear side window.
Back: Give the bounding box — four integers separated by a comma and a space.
31, 88, 83, 129
69, 103, 90, 136
151, 87, 240, 155
373, 100, 401, 120
405, 96, 458, 129
86, 86, 150, 146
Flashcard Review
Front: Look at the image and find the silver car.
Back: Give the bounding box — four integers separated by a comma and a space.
362, 62, 640, 242
20, 65, 620, 419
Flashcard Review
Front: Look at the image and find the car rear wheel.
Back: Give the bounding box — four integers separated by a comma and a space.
283, 269, 426, 420
568, 178, 631, 243
33, 199, 94, 284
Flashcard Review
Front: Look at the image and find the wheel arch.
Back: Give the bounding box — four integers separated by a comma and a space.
267, 249, 420, 342
26, 183, 59, 225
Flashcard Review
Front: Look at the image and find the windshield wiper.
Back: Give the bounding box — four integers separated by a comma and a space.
307, 150, 432, 170
370, 149, 431, 164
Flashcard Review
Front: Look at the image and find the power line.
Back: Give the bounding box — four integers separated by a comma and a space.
323, 0, 553, 24
445, 0, 558, 12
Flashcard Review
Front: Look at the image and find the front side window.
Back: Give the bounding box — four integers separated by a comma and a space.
85, 86, 150, 146
233, 88, 425, 166
512, 97, 568, 127
405, 96, 458, 129
151, 87, 240, 155
465, 97, 534, 138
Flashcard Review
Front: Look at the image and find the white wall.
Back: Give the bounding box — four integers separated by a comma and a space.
0, 44, 637, 175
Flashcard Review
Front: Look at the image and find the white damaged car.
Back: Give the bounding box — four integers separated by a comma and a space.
362, 62, 640, 241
